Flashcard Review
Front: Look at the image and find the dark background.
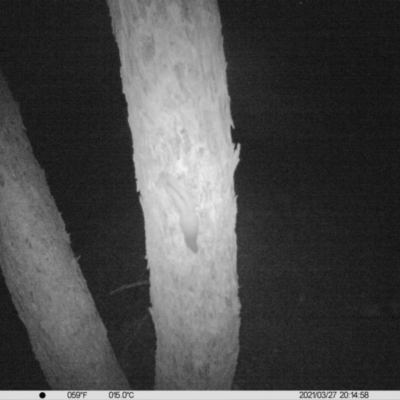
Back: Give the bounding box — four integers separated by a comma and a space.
0, 0, 399, 390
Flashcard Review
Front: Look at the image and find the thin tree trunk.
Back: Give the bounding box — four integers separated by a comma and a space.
0, 69, 129, 389
107, 0, 241, 389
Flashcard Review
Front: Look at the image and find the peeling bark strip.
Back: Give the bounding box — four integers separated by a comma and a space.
0, 69, 129, 389
108, 0, 241, 389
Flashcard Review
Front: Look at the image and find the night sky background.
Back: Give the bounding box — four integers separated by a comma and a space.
0, 0, 399, 390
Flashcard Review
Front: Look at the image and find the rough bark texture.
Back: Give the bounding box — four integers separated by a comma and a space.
108, 0, 241, 389
0, 70, 129, 390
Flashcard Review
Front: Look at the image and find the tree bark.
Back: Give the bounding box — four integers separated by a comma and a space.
0, 69, 129, 390
107, 0, 241, 389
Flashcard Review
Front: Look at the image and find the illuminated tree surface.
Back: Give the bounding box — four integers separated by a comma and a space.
108, 0, 241, 389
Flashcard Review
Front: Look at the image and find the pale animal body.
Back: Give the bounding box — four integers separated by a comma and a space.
159, 173, 199, 253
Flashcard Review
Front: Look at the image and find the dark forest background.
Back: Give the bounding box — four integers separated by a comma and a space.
0, 0, 399, 390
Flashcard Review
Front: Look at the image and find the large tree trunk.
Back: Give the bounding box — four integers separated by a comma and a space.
0, 70, 129, 389
107, 0, 241, 389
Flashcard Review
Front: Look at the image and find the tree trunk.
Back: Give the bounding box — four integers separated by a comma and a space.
0, 69, 129, 389
107, 0, 241, 389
